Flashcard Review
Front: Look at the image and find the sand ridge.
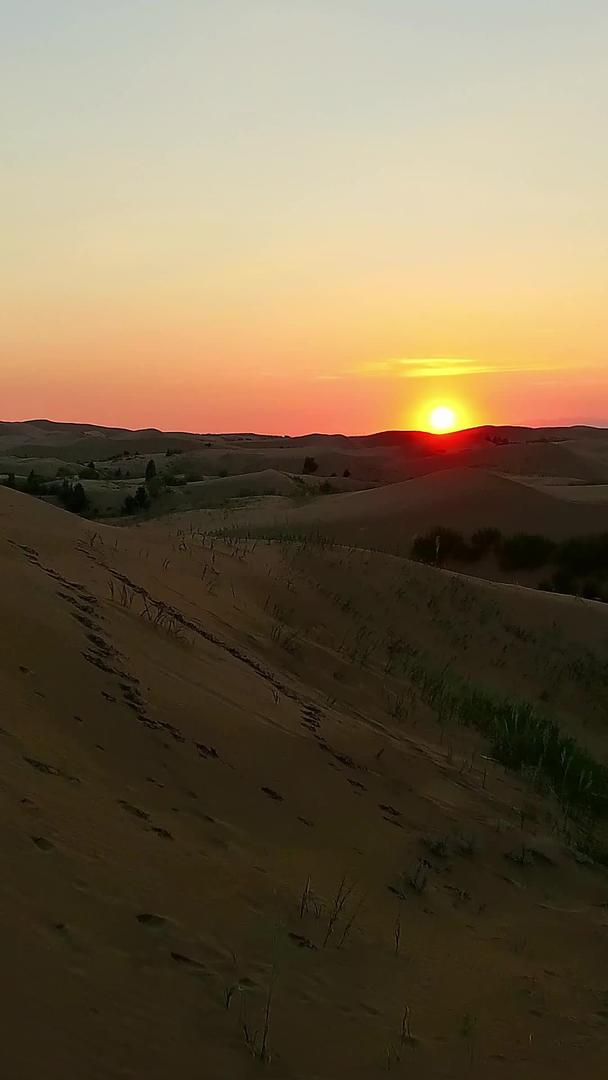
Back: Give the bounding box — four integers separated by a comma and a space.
1, 480, 608, 1077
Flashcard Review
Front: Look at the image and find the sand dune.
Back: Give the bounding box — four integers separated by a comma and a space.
275, 467, 608, 554
2, 422, 607, 495
170, 468, 299, 506
533, 484, 608, 503
0, 455, 78, 479
459, 439, 608, 482
1, 483, 608, 1078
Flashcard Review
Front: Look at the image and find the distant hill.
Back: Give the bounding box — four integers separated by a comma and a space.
276, 467, 608, 553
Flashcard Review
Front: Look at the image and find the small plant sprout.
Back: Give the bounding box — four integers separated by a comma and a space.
400, 1004, 413, 1044
299, 874, 311, 919
323, 876, 356, 947
460, 1012, 477, 1067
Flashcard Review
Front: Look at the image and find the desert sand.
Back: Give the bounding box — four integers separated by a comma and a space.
1, 422, 608, 1078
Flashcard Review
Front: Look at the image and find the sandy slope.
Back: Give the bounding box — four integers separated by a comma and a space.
1, 486, 608, 1079
0, 455, 79, 479
264, 468, 608, 555
456, 440, 608, 482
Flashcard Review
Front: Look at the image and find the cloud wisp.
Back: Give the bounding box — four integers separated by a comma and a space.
355, 357, 561, 380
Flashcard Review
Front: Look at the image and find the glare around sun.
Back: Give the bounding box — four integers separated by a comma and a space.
429, 405, 456, 432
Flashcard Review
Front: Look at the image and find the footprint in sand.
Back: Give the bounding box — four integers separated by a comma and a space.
117, 800, 150, 820
261, 786, 283, 801
31, 836, 54, 851
149, 825, 174, 840
136, 913, 168, 928
170, 951, 206, 970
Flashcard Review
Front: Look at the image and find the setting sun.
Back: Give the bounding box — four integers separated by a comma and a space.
429, 405, 457, 432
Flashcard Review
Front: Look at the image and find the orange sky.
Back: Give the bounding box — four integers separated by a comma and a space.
2, 2, 607, 433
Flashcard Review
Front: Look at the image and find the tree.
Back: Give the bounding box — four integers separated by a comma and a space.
67, 482, 88, 513
343, 468, 351, 478
147, 475, 163, 499
56, 479, 89, 514
145, 459, 157, 483
123, 486, 150, 515
303, 456, 319, 474
25, 469, 41, 494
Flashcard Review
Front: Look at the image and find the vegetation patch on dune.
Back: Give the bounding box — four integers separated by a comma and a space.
411, 526, 608, 601
411, 664, 608, 821
210, 526, 608, 840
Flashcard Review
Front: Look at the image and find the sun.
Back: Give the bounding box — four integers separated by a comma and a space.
429, 404, 457, 433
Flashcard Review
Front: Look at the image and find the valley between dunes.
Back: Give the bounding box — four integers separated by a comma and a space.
2, 474, 608, 1079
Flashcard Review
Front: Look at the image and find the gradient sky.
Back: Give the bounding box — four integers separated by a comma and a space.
2, 0, 607, 433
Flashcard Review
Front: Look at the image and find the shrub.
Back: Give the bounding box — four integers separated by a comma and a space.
558, 534, 608, 577
303, 456, 319, 474
500, 533, 556, 571
25, 469, 42, 494
343, 468, 351, 478
122, 485, 150, 515
409, 522, 608, 603
470, 527, 502, 556
411, 532, 440, 564
410, 527, 470, 565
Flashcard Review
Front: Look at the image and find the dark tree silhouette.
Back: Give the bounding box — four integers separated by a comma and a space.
25, 469, 41, 494
303, 456, 319, 474
68, 482, 88, 513
56, 479, 89, 514
122, 485, 150, 515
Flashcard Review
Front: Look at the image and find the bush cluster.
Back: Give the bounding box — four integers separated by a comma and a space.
122, 486, 150, 515
57, 480, 89, 513
411, 526, 608, 601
